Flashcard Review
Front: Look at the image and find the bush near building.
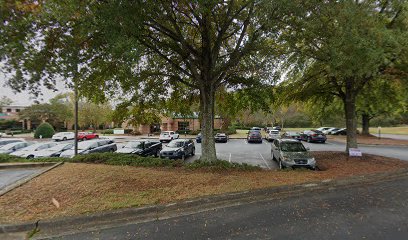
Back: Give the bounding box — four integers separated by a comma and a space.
34, 122, 55, 139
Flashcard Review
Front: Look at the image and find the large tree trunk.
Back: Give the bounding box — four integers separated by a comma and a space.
361, 113, 370, 135
344, 81, 358, 152
199, 86, 217, 162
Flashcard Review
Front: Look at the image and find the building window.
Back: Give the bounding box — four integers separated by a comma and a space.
6, 109, 12, 112
16, 109, 20, 112
178, 122, 190, 131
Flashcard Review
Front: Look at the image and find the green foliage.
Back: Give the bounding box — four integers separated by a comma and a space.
0, 120, 22, 131
0, 96, 13, 106
0, 153, 261, 171
187, 160, 261, 171
34, 122, 55, 139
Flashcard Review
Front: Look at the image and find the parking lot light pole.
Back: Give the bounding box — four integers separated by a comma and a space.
74, 83, 79, 156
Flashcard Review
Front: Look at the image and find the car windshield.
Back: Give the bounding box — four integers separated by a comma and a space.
124, 141, 143, 149
270, 130, 279, 134
21, 143, 47, 151
77, 142, 97, 150
0, 143, 19, 150
280, 142, 307, 152
47, 144, 73, 151
161, 132, 169, 135
167, 141, 184, 148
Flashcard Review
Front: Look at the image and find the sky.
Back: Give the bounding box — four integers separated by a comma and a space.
0, 72, 67, 106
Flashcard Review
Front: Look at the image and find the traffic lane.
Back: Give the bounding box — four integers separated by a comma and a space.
0, 168, 43, 190
303, 141, 408, 161
189, 139, 277, 170
56, 174, 408, 240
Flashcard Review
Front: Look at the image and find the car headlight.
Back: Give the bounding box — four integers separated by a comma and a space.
309, 158, 316, 163
282, 156, 294, 163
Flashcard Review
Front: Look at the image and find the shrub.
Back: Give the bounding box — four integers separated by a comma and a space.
34, 122, 55, 139
131, 130, 142, 135
102, 129, 114, 134
189, 130, 201, 135
176, 130, 191, 134
124, 129, 133, 134
186, 159, 261, 171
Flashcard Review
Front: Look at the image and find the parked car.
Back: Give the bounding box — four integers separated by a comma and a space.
250, 127, 262, 132
316, 127, 334, 132
159, 131, 180, 142
159, 139, 195, 160
273, 126, 282, 131
196, 133, 202, 143
271, 139, 316, 170
10, 142, 58, 159
116, 140, 162, 157
33, 142, 74, 158
332, 128, 347, 135
52, 132, 75, 141
60, 139, 117, 158
247, 131, 263, 143
281, 131, 302, 141
0, 139, 24, 147
300, 130, 327, 143
214, 133, 228, 143
265, 129, 280, 142
78, 132, 99, 141
0, 142, 33, 154
323, 128, 340, 135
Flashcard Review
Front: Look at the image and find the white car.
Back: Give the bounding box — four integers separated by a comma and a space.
159, 131, 180, 142
34, 142, 74, 158
0, 142, 33, 154
322, 127, 339, 135
52, 132, 75, 141
316, 127, 334, 133
10, 142, 58, 159
265, 130, 280, 142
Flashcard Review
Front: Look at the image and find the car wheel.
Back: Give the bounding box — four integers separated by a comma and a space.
191, 148, 195, 156
63, 137, 67, 141
110, 148, 115, 152
321, 141, 326, 144
307, 137, 312, 143
95, 135, 99, 139
26, 155, 34, 159
82, 137, 87, 141
154, 150, 159, 158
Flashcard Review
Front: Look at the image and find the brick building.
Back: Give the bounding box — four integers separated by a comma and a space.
0, 105, 31, 129
123, 113, 223, 134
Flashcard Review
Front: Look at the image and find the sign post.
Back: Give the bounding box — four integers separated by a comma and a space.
378, 126, 381, 139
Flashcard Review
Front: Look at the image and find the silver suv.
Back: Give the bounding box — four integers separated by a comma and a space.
271, 139, 316, 170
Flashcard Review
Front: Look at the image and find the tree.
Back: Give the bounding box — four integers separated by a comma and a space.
282, 0, 408, 152
0, 96, 13, 106
358, 78, 407, 135
1, 1, 287, 161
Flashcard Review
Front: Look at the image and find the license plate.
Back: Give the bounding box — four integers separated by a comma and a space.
318, 135, 322, 137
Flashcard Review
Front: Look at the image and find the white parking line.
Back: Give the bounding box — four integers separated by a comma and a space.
229, 153, 232, 163
259, 153, 271, 170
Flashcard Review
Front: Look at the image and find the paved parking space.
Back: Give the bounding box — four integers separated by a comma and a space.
0, 168, 43, 190
187, 139, 278, 169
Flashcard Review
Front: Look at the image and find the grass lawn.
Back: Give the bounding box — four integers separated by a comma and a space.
368, 126, 408, 135
1, 152, 407, 224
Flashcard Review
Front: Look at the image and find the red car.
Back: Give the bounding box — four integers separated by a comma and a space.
77, 132, 99, 141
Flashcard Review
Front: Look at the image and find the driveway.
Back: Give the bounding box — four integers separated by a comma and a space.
53, 173, 408, 240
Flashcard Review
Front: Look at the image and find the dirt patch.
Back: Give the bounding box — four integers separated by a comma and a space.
328, 135, 408, 146
0, 152, 407, 224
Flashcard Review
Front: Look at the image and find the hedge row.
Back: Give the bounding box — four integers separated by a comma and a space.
0, 153, 261, 171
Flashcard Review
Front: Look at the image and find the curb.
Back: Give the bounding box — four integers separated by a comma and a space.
1, 168, 408, 236
0, 162, 56, 170
0, 162, 64, 197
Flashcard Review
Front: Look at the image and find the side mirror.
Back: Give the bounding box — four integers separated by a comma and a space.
122, 146, 125, 148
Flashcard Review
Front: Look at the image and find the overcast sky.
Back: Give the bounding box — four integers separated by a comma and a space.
0, 72, 67, 106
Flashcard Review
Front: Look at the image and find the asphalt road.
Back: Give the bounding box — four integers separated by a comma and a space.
0, 168, 42, 190
49, 174, 408, 240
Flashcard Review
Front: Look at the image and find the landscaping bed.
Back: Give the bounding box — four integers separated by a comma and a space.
0, 151, 407, 224
328, 135, 408, 146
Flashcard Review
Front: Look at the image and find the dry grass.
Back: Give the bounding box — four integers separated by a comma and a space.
328, 135, 408, 146
1, 152, 407, 224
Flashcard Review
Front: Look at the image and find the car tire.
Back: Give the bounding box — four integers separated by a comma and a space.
82, 137, 87, 141
110, 148, 115, 152
154, 150, 159, 158
95, 135, 99, 139
63, 137, 67, 141
321, 141, 326, 144
191, 148, 195, 156
307, 137, 312, 143
26, 155, 34, 159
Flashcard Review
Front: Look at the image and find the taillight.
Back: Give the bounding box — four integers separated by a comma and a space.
312, 134, 317, 137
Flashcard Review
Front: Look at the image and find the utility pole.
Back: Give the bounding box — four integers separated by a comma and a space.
74, 82, 79, 156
